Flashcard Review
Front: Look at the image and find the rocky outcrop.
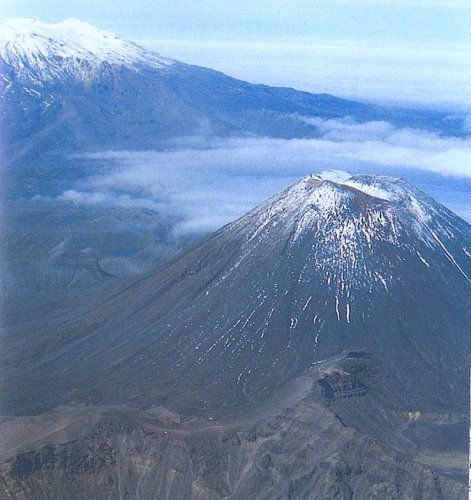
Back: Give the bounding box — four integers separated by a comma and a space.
0, 393, 466, 499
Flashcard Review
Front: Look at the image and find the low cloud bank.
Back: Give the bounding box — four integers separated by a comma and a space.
55, 116, 471, 234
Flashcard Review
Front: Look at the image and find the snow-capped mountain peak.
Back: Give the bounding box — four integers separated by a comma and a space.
254, 171, 423, 224
0, 17, 174, 82
234, 172, 471, 287
313, 170, 407, 201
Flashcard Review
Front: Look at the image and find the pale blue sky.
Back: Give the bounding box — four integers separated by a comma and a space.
3, 0, 471, 45
3, 1, 471, 106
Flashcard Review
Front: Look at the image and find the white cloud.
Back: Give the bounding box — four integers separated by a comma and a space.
300, 116, 395, 141
57, 189, 166, 210
57, 118, 471, 233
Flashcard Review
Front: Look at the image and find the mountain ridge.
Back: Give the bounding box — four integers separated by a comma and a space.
1, 16, 461, 177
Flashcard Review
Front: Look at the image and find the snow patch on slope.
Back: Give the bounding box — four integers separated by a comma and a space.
314, 170, 401, 202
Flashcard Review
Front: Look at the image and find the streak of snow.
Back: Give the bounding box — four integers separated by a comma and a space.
302, 296, 312, 312
429, 230, 470, 283
416, 251, 430, 268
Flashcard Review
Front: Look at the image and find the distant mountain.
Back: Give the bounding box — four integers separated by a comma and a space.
0, 18, 174, 81
1, 18, 461, 174
1, 172, 469, 497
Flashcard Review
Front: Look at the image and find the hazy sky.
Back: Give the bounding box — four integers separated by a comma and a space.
3, 1, 471, 107
3, 0, 471, 45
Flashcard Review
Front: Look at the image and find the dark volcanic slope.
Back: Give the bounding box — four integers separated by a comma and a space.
2, 172, 470, 420
1, 172, 469, 499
